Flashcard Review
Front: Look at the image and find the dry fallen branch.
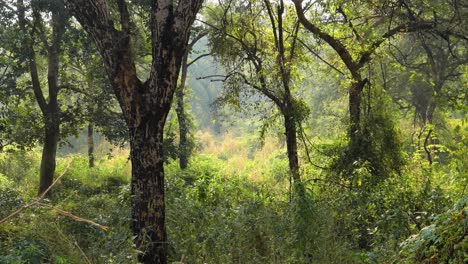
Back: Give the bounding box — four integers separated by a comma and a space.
0, 159, 73, 225
37, 202, 108, 231
0, 159, 109, 231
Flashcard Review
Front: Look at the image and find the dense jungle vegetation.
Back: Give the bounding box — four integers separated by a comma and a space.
0, 0, 467, 263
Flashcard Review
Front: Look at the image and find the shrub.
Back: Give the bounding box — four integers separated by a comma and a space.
398, 195, 468, 264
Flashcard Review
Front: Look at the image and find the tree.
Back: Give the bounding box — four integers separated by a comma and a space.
63, 25, 127, 166
292, 0, 466, 249
176, 28, 208, 170
205, 0, 308, 192
65, 0, 204, 262
387, 33, 467, 164
292, 0, 440, 142
5, 0, 86, 195
291, 0, 467, 190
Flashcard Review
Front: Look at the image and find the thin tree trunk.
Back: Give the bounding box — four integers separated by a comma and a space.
176, 94, 189, 169
87, 124, 95, 168
176, 52, 189, 170
38, 11, 63, 195
283, 110, 301, 185
349, 84, 361, 138
208, 90, 222, 135
213, 107, 222, 135
38, 121, 59, 195
18, 0, 65, 196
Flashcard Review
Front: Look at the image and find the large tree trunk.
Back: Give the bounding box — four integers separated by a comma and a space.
112, 67, 173, 263
130, 118, 167, 264
176, 52, 189, 170
111, 57, 174, 263
65, 1, 204, 262
38, 119, 59, 195
113, 61, 174, 264
87, 124, 95, 168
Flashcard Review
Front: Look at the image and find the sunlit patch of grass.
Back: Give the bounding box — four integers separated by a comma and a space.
0, 150, 41, 199
0, 146, 136, 263
196, 130, 288, 182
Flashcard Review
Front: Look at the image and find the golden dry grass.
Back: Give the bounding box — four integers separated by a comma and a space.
196, 130, 284, 181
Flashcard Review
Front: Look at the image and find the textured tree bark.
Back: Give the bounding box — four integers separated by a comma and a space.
65, 1, 204, 262
113, 53, 175, 264
87, 124, 94, 168
130, 119, 167, 264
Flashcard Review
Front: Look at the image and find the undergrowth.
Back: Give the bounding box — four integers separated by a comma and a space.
0, 129, 466, 263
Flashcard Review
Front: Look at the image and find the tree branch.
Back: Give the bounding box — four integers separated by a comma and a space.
336, 5, 362, 42
293, 0, 359, 78
297, 38, 345, 75
65, 0, 119, 74
358, 20, 435, 69
17, 0, 47, 113
187, 53, 211, 68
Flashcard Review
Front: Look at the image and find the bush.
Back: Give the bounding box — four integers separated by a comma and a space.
398, 195, 468, 264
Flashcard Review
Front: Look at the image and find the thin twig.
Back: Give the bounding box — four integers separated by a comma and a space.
0, 159, 72, 225
298, 122, 330, 170
0, 159, 109, 231
37, 202, 108, 231
74, 241, 93, 264
38, 159, 73, 200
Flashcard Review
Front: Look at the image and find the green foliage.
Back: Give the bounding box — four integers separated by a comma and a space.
0, 173, 23, 220
331, 86, 405, 188
0, 151, 136, 263
322, 86, 421, 255
163, 154, 357, 263
0, 0, 466, 263
0, 149, 360, 263
0, 125, 467, 263
398, 195, 468, 264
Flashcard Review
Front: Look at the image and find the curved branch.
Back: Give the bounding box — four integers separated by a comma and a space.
358, 20, 435, 69
17, 0, 47, 113
293, 0, 359, 78
297, 38, 345, 75
187, 53, 211, 68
